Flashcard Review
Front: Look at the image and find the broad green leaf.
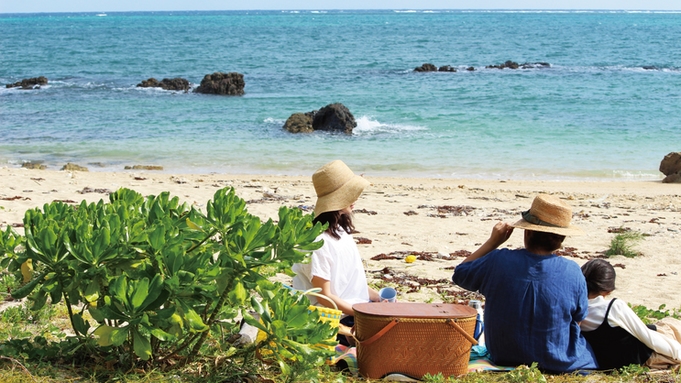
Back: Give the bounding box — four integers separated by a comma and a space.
133, 328, 152, 360
84, 279, 100, 303
130, 277, 150, 311
10, 271, 46, 299
94, 325, 116, 346
72, 313, 90, 336
149, 225, 165, 251
229, 281, 247, 306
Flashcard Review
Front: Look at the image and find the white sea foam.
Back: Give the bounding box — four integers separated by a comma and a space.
264, 117, 286, 125
353, 116, 427, 135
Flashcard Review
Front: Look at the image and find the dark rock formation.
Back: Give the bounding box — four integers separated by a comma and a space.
313, 103, 357, 134
21, 162, 46, 170
283, 112, 315, 133
137, 77, 190, 92
466, 66, 476, 71
487, 60, 520, 69
487, 61, 551, 70
194, 72, 245, 95
660, 152, 681, 183
642, 66, 658, 70
6, 76, 48, 89
283, 103, 357, 134
438, 65, 457, 72
61, 163, 88, 172
414, 63, 437, 72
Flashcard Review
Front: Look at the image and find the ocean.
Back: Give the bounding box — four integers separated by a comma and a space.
1, 10, 681, 180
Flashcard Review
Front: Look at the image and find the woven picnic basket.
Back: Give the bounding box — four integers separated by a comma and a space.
353, 302, 477, 379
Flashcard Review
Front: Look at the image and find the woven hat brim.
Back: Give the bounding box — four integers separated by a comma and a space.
314, 175, 370, 217
511, 218, 584, 236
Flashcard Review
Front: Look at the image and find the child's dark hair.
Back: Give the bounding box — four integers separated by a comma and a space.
581, 259, 616, 295
313, 210, 354, 240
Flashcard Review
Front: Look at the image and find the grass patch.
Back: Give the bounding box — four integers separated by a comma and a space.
605, 230, 644, 258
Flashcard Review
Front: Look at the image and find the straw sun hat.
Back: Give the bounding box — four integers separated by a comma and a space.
312, 160, 370, 218
510, 194, 583, 236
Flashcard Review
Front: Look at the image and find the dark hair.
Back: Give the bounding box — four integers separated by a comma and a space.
581, 259, 616, 295
525, 230, 566, 253
313, 210, 354, 240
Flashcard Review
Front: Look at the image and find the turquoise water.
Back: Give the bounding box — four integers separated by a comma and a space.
2, 10, 681, 179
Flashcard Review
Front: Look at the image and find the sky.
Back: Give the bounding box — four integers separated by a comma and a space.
1, 0, 681, 13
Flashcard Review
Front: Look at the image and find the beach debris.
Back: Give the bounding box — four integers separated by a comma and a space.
450, 250, 472, 258
355, 237, 372, 245
403, 210, 418, 216
0, 196, 31, 201
613, 263, 626, 269
124, 165, 163, 171
354, 208, 377, 215
660, 152, 681, 183
21, 162, 46, 170
6, 76, 48, 89
370, 267, 450, 293
283, 103, 357, 134
53, 199, 77, 204
405, 255, 417, 263
133, 177, 147, 181
371, 250, 438, 261
136, 77, 190, 92
61, 163, 89, 172
77, 187, 112, 194
171, 176, 188, 184
418, 204, 476, 218
194, 72, 244, 95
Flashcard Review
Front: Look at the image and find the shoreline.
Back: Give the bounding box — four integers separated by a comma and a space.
1, 167, 680, 310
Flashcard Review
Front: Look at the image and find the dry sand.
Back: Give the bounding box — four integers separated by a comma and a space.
1, 166, 680, 310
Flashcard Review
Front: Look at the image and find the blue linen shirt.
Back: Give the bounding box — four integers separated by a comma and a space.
453, 248, 598, 372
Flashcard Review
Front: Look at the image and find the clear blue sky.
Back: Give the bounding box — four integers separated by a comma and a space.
2, 0, 680, 13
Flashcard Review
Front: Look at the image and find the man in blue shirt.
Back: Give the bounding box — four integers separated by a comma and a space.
453, 194, 598, 373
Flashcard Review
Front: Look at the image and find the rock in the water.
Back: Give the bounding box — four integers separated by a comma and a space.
61, 163, 89, 172
438, 65, 457, 72
283, 103, 357, 134
283, 112, 315, 133
6, 76, 48, 89
660, 152, 681, 183
137, 77, 190, 92
414, 63, 437, 72
194, 72, 245, 95
312, 103, 357, 134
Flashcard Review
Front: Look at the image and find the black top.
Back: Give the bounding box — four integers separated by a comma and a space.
582, 298, 654, 370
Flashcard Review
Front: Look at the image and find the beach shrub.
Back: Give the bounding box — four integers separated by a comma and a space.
0, 187, 335, 375
605, 230, 644, 258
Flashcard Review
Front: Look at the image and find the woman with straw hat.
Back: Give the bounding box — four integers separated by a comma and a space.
453, 194, 598, 373
292, 160, 380, 342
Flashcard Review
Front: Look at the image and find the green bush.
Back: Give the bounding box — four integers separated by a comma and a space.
0, 187, 335, 377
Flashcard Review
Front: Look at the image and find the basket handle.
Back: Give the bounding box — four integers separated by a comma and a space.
355, 319, 399, 347
446, 318, 478, 346
301, 288, 339, 310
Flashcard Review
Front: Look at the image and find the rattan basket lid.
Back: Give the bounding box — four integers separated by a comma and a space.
353, 302, 476, 319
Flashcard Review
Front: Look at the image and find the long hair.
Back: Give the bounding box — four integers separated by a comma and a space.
581, 259, 616, 295
313, 210, 354, 240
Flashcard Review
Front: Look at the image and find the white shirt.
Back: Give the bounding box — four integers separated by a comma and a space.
581, 296, 681, 360
292, 230, 370, 307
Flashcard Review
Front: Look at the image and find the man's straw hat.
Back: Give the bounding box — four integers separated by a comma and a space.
510, 194, 583, 236
312, 160, 370, 218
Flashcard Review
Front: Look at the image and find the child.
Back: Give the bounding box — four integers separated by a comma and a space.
292, 160, 380, 344
580, 258, 681, 370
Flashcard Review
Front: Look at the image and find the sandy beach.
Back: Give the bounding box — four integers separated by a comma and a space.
1, 166, 680, 311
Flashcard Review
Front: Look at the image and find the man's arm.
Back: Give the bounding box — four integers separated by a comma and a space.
461, 221, 514, 264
